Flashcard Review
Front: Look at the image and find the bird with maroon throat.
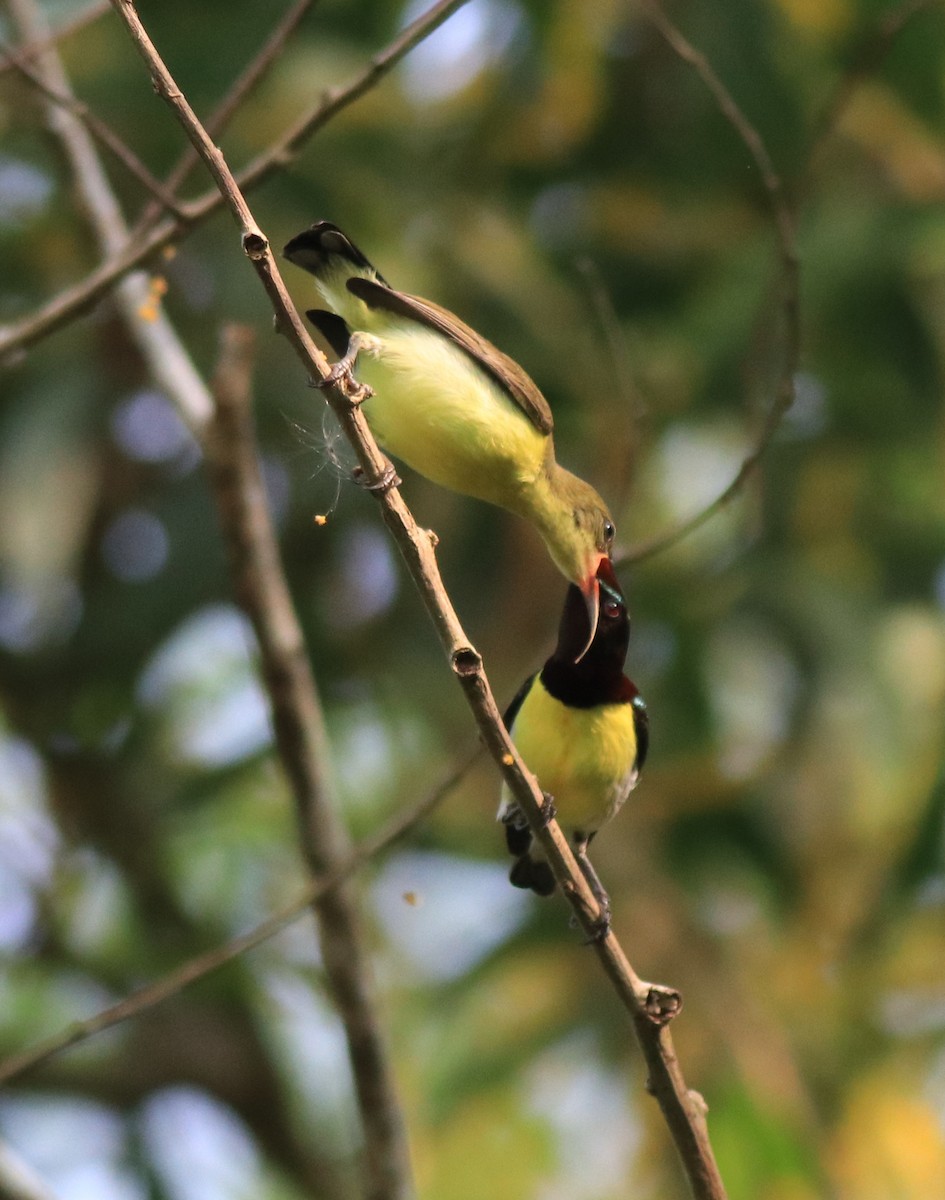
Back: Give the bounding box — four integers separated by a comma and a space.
497, 558, 648, 935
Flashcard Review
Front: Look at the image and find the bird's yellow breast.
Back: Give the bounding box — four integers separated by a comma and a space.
353, 324, 548, 508
507, 682, 640, 836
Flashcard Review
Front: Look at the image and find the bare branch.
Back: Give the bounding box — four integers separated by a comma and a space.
203, 323, 415, 1200
0, 0, 109, 76
573, 255, 649, 516
0, 745, 478, 1088
105, 3, 728, 1195
0, 215, 185, 367
621, 0, 932, 566
0, 0, 471, 364
2, 38, 185, 216
807, 0, 938, 180
131, 0, 319, 233
3, 0, 213, 434
618, 0, 800, 566
243, 0, 471, 172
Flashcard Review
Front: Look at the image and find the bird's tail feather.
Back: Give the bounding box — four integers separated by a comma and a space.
283, 221, 385, 284
509, 855, 557, 897
305, 309, 351, 357
503, 819, 532, 858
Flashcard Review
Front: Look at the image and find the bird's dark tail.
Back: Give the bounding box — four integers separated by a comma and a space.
501, 808, 556, 896
283, 221, 386, 284
509, 854, 557, 896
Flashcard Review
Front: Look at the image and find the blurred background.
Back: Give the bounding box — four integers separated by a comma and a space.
2, 0, 945, 1197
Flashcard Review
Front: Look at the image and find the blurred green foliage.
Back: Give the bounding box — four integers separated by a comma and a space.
2, 1, 945, 1197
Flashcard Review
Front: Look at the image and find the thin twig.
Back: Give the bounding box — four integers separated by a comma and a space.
806, 0, 938, 183
0, 0, 109, 76
618, 0, 800, 567
204, 324, 414, 1200
0, 0, 470, 364
105, 4, 727, 1196
3, 0, 213, 434
620, 0, 931, 565
3, 39, 185, 216
131, 0, 318, 234
0, 747, 479, 1088
573, 255, 648, 516
575, 255, 648, 425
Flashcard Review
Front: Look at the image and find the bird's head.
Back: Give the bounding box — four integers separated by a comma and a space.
553, 557, 629, 669
540, 470, 616, 659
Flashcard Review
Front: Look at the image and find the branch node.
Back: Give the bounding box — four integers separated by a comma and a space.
450, 646, 482, 677
425, 528, 439, 548
688, 1087, 710, 1117
642, 983, 683, 1026
242, 231, 268, 259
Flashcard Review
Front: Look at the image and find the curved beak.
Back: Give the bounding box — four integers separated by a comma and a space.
574, 560, 604, 663
574, 557, 622, 662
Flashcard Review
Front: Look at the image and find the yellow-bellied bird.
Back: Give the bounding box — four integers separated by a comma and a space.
497, 559, 647, 931
283, 221, 616, 654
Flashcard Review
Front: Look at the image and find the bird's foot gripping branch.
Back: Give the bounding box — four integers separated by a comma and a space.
538, 792, 557, 826
352, 463, 402, 494
313, 334, 376, 406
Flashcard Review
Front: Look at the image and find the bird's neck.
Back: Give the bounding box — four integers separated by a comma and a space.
521, 459, 583, 578
541, 655, 635, 709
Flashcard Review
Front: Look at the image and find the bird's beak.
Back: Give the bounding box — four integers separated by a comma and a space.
574, 560, 604, 663
574, 557, 622, 662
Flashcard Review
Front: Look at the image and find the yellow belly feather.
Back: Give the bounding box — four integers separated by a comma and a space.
503, 683, 640, 838
354, 325, 548, 507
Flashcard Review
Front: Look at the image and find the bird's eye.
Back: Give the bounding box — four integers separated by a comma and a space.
603, 520, 615, 545
603, 599, 620, 618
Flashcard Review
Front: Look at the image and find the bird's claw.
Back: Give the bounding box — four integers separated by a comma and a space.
567, 899, 611, 943
570, 848, 612, 942
582, 899, 611, 944
315, 359, 374, 405
538, 792, 557, 828
352, 463, 401, 493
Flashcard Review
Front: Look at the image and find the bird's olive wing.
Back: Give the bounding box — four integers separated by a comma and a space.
346, 278, 554, 436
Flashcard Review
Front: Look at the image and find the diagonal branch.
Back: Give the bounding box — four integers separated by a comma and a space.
0, 0, 109, 76
0, 0, 470, 364
204, 324, 414, 1200
3, 0, 213, 434
806, 0, 939, 182
619, 0, 800, 566
105, 2, 728, 1196
620, 0, 932, 566
3, 38, 185, 216
130, 0, 319, 234
4, 5, 417, 1193
0, 743, 478, 1088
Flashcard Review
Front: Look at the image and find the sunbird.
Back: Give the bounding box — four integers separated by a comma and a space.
283, 221, 616, 654
497, 558, 648, 932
